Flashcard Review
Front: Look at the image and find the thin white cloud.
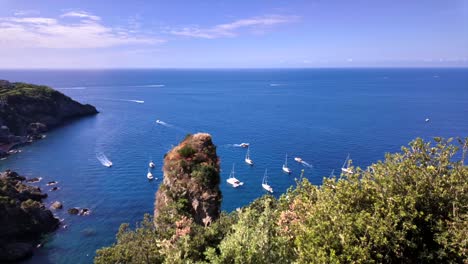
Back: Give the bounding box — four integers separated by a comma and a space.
0, 12, 164, 49
4, 17, 57, 25
170, 15, 299, 39
61, 11, 101, 21
13, 10, 40, 16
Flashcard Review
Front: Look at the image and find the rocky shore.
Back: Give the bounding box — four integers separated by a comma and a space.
0, 170, 60, 262
0, 80, 98, 157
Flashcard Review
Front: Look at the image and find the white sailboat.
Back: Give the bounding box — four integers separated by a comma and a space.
262, 169, 273, 193
282, 154, 292, 174
341, 154, 353, 174
226, 164, 244, 188
245, 147, 253, 165
147, 169, 154, 180
149, 161, 155, 168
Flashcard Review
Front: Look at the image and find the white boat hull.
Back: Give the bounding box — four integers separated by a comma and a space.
149, 162, 155, 168
245, 158, 253, 165
227, 178, 244, 188
341, 168, 353, 174
147, 172, 154, 180
294, 157, 303, 163
262, 183, 273, 193
282, 166, 291, 174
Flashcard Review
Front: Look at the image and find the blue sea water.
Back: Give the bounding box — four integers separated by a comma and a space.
0, 68, 467, 263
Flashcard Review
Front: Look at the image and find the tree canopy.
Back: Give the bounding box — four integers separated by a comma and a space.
95, 137, 467, 263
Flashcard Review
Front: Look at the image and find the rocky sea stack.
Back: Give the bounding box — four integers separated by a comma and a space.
154, 133, 222, 228
0, 80, 98, 155
0, 170, 59, 262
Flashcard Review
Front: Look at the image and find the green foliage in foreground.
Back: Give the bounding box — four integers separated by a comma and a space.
95, 138, 468, 263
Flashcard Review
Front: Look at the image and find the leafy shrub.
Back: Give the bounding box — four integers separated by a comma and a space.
192, 164, 219, 188
178, 145, 196, 158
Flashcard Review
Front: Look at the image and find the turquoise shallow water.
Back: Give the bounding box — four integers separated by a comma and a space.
0, 68, 467, 263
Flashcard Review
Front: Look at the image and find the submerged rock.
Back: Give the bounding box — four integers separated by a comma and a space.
68, 208, 79, 215
26, 177, 42, 183
46, 181, 58, 186
154, 133, 221, 228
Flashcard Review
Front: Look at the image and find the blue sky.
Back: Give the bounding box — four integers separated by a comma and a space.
0, 0, 467, 68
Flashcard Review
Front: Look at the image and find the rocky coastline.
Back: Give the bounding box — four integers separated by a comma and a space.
0, 170, 60, 262
0, 80, 98, 157
0, 79, 99, 261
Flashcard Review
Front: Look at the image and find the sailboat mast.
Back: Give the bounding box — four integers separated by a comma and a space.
342, 154, 349, 168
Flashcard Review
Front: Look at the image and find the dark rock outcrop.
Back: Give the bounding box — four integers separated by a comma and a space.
0, 170, 59, 262
0, 80, 98, 152
154, 133, 222, 228
68, 208, 79, 215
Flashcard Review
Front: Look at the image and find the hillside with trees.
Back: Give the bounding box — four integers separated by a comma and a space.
95, 137, 467, 264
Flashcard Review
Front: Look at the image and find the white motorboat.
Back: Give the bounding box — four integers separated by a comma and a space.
149, 161, 155, 168
239, 143, 249, 148
226, 164, 244, 188
262, 169, 273, 193
294, 157, 303, 163
245, 147, 254, 165
282, 154, 292, 174
341, 154, 353, 174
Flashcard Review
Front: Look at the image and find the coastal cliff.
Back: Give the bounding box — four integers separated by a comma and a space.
0, 170, 59, 262
0, 80, 98, 154
154, 133, 222, 228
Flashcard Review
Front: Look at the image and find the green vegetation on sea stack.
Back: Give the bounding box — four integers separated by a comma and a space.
95, 137, 467, 263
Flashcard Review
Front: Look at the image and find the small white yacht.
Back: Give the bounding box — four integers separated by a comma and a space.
226, 164, 244, 188
147, 169, 154, 180
282, 154, 292, 174
239, 143, 249, 148
149, 161, 155, 168
294, 157, 303, 163
105, 162, 113, 168
262, 169, 273, 193
245, 147, 254, 165
341, 154, 353, 174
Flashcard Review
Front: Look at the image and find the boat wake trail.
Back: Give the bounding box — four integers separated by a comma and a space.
155, 120, 173, 127
96, 153, 113, 167
155, 119, 189, 134
124, 99, 145, 104
58, 87, 87, 90
230, 143, 249, 148
301, 161, 313, 168
139, 84, 165, 88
